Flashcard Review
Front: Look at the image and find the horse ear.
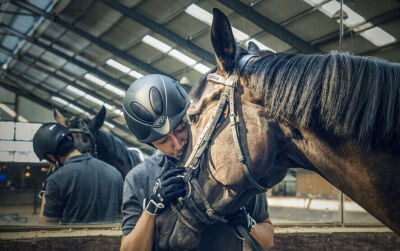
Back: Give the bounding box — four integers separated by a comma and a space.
211, 8, 236, 74
247, 41, 260, 55
54, 107, 67, 126
89, 105, 106, 131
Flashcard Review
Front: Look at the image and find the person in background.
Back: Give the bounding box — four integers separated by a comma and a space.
33, 122, 123, 224
120, 74, 274, 251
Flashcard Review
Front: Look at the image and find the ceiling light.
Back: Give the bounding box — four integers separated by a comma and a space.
232, 27, 249, 41
105, 84, 125, 96
142, 35, 172, 53
104, 103, 114, 111
84, 94, 104, 106
361, 27, 396, 47
51, 96, 69, 106
193, 63, 211, 74
114, 109, 124, 116
168, 49, 196, 66
106, 59, 131, 73
0, 103, 16, 117
84, 73, 106, 87
128, 70, 144, 79
66, 85, 85, 97
185, 4, 212, 25
68, 104, 85, 114
17, 115, 28, 123
104, 121, 115, 128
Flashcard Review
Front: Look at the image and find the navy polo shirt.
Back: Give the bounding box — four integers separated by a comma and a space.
44, 153, 123, 224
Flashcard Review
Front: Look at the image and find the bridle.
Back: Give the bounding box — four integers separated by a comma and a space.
68, 119, 98, 158
171, 54, 267, 250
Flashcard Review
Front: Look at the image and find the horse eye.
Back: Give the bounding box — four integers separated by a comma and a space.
188, 114, 199, 124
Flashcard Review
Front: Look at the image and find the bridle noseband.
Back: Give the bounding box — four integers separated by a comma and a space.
170, 54, 266, 250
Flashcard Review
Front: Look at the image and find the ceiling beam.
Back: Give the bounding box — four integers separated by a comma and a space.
0, 46, 124, 111
12, 0, 168, 77
1, 24, 130, 90
99, 0, 216, 64
361, 41, 400, 56
217, 0, 321, 53
5, 70, 154, 154
0, 78, 73, 119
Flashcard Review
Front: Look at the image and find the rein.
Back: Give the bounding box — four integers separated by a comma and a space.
172, 54, 266, 250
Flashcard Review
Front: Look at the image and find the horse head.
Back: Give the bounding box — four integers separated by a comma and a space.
155, 9, 298, 249
156, 7, 400, 249
54, 106, 106, 156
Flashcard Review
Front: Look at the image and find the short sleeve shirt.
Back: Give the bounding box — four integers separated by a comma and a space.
121, 151, 269, 251
44, 153, 123, 224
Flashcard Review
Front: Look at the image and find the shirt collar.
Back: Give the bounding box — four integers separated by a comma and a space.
64, 153, 92, 164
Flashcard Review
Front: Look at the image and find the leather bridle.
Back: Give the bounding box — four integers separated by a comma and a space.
171, 54, 267, 250
68, 120, 98, 158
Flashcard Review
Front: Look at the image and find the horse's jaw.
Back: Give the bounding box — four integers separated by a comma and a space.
155, 207, 201, 250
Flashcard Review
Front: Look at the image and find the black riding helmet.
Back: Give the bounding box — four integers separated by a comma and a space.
33, 122, 75, 161
123, 74, 190, 143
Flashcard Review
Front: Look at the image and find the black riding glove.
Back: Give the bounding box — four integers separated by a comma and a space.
226, 206, 256, 234
144, 167, 186, 215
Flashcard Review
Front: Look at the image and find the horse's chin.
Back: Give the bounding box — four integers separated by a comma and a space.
168, 220, 201, 250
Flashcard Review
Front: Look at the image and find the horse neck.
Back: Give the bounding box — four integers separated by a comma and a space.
96, 130, 133, 175
291, 127, 400, 234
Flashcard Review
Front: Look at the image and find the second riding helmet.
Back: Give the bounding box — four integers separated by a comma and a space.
32, 122, 75, 161
123, 74, 190, 143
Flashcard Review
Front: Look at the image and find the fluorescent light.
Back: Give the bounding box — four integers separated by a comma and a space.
193, 63, 211, 74
84, 94, 104, 106
104, 121, 115, 128
232, 27, 249, 41
17, 115, 28, 123
66, 85, 85, 97
361, 27, 396, 46
51, 96, 69, 106
68, 104, 85, 114
142, 35, 172, 53
114, 109, 124, 116
168, 49, 196, 66
84, 73, 106, 87
129, 70, 144, 79
104, 103, 114, 111
185, 4, 212, 25
304, 0, 397, 47
0, 103, 16, 117
303, 0, 324, 5
342, 5, 365, 27
106, 59, 131, 73
105, 83, 125, 96
320, 1, 340, 17
246, 39, 276, 52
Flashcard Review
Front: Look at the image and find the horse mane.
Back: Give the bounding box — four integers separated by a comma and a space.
246, 51, 400, 149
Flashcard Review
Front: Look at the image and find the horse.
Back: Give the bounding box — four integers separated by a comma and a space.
154, 8, 400, 250
54, 106, 143, 178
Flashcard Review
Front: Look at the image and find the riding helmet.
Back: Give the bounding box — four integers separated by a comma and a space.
33, 122, 74, 161
123, 74, 190, 143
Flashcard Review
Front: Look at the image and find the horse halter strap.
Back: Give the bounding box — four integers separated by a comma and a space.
69, 122, 98, 157
176, 55, 266, 233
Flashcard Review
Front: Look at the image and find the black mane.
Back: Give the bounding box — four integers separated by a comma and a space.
246, 52, 400, 149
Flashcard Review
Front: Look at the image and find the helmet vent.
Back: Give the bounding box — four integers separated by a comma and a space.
130, 102, 154, 123
149, 86, 163, 116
